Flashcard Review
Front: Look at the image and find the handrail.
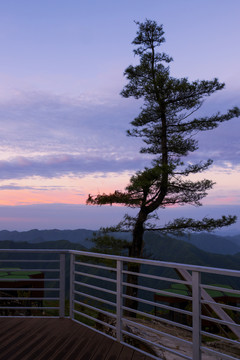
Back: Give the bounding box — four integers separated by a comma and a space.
0, 248, 239, 360
0, 249, 65, 318
2, 248, 239, 277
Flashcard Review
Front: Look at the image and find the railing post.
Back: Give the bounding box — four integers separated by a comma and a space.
192, 271, 201, 360
116, 259, 123, 342
59, 253, 66, 318
69, 253, 74, 319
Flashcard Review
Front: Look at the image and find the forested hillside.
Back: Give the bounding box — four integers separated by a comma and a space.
0, 229, 239, 255
0, 237, 239, 271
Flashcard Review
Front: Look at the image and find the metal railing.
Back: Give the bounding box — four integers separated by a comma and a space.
0, 249, 239, 360
0, 249, 66, 318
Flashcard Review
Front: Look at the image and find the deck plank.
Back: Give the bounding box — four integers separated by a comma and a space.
117, 346, 134, 360
0, 318, 153, 360
0, 319, 47, 359
105, 341, 124, 360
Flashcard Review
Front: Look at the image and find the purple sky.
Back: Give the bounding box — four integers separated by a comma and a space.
0, 0, 239, 232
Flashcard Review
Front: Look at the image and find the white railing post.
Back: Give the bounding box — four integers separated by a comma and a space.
116, 259, 123, 342
192, 271, 201, 360
69, 253, 74, 319
59, 253, 66, 318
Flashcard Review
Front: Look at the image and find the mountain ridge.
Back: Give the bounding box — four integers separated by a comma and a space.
0, 229, 239, 255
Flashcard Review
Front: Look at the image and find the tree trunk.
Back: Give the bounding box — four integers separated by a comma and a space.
124, 210, 147, 317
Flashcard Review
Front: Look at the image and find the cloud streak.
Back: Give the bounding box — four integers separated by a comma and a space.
0, 1, 239, 230
0, 90, 239, 173
0, 153, 148, 180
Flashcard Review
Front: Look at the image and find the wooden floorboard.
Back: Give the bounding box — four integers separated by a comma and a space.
0, 318, 153, 360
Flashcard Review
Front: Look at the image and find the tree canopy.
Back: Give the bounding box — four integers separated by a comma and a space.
87, 19, 239, 258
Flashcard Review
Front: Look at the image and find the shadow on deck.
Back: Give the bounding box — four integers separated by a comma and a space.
0, 318, 153, 360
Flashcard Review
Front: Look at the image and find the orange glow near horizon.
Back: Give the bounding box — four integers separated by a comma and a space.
0, 172, 131, 206
0, 166, 239, 207
0, 189, 85, 206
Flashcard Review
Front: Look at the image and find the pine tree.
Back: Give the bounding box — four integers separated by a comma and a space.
87, 19, 239, 260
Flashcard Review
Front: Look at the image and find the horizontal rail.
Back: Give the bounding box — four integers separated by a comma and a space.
0, 297, 58, 301
122, 329, 192, 360
123, 294, 192, 316
74, 317, 116, 342
201, 299, 240, 312
0, 259, 59, 263
124, 318, 192, 346
74, 261, 116, 272
201, 315, 240, 328
74, 280, 116, 295
0, 287, 59, 291
2, 248, 240, 276
122, 269, 191, 285
0, 278, 59, 282
201, 284, 240, 295
0, 249, 67, 254
201, 346, 239, 360
201, 330, 240, 346
122, 281, 193, 300
74, 270, 116, 283
74, 299, 116, 319
122, 306, 193, 331
0, 268, 59, 272
70, 250, 240, 277
74, 290, 116, 308
1, 248, 240, 277
0, 315, 60, 319
73, 309, 116, 330
0, 306, 59, 310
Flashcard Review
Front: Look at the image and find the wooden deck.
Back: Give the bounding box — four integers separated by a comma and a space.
0, 318, 153, 360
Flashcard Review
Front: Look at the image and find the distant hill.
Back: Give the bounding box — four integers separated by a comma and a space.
0, 234, 239, 271
143, 232, 240, 271
227, 234, 240, 247
0, 229, 94, 248
0, 239, 87, 251
175, 232, 240, 255
0, 229, 239, 256
110, 231, 240, 256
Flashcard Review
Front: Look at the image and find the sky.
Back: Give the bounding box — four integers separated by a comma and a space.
0, 0, 240, 233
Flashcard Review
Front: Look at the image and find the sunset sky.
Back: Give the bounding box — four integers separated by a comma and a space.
0, 0, 239, 232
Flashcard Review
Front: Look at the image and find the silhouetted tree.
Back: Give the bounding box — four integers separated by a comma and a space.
87, 20, 240, 316
88, 19, 239, 261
